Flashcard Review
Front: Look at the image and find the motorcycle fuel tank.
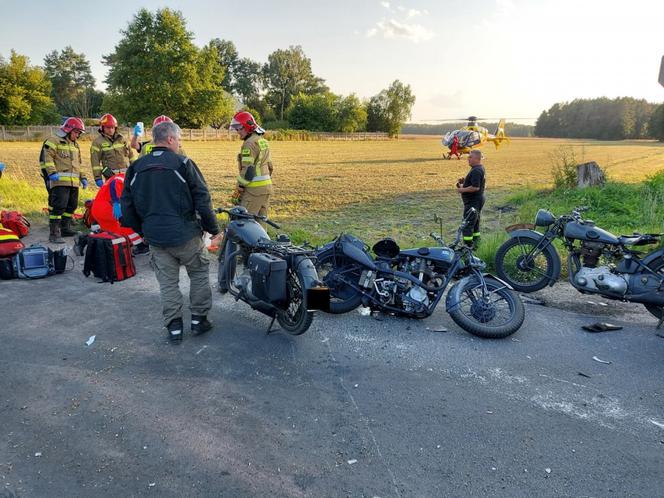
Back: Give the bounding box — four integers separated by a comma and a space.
227, 219, 269, 246
400, 247, 455, 265
564, 221, 619, 244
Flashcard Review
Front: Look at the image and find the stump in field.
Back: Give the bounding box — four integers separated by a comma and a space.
576, 161, 605, 188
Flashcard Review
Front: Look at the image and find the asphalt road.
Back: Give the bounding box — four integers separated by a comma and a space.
1, 233, 663, 497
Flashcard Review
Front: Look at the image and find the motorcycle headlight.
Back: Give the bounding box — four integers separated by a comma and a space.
534, 209, 555, 227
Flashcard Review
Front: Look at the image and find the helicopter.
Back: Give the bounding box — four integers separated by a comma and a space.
440, 116, 508, 160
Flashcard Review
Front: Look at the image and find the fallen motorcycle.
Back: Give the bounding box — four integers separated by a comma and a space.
315, 209, 525, 338
494, 206, 664, 326
216, 206, 329, 335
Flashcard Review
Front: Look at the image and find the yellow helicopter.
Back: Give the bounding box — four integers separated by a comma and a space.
440, 116, 509, 160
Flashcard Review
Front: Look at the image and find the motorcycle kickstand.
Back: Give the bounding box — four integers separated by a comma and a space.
266, 316, 277, 335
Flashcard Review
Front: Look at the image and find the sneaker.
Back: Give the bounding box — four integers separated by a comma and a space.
166, 318, 184, 343
133, 242, 150, 255
191, 315, 213, 336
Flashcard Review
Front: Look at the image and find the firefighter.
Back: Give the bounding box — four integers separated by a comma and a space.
229, 111, 273, 219
456, 149, 486, 248
90, 113, 134, 185
130, 115, 186, 157
39, 117, 88, 243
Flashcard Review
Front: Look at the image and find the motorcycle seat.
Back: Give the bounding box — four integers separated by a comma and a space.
619, 234, 659, 246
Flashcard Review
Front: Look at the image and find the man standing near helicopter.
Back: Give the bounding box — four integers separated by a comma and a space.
456, 149, 486, 247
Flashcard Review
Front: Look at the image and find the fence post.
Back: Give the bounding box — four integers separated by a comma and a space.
1, 126, 5, 140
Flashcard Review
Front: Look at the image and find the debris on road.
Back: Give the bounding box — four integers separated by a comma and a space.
592, 356, 612, 365
353, 384, 359, 388
650, 419, 664, 430
195, 345, 208, 355
34, 452, 42, 457
347, 459, 358, 465
582, 322, 623, 333
85, 335, 96, 346
577, 372, 592, 378
148, 482, 156, 488
426, 326, 448, 333
358, 308, 371, 316
520, 295, 545, 306
545, 468, 552, 474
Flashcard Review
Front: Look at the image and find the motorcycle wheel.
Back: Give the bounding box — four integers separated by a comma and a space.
495, 237, 555, 293
277, 269, 314, 335
315, 249, 364, 314
644, 257, 664, 320
448, 277, 525, 339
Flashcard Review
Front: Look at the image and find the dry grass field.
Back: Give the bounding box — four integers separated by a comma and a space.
2, 137, 664, 248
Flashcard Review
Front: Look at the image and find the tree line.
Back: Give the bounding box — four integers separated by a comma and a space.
535, 97, 663, 140
0, 8, 415, 137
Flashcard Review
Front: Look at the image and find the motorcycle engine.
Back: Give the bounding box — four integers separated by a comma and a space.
574, 265, 628, 295
580, 241, 605, 268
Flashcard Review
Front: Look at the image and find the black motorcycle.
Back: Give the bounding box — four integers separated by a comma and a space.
494, 206, 664, 325
216, 206, 330, 335
315, 209, 525, 338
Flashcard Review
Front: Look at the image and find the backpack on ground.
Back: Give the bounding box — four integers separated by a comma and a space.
0, 225, 25, 257
83, 231, 136, 283
1, 211, 30, 238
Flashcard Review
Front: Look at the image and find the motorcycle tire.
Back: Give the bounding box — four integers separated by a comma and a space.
277, 269, 314, 335
495, 237, 555, 293
315, 249, 364, 314
644, 257, 664, 320
448, 276, 525, 339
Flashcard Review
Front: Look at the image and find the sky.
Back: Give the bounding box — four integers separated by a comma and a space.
1, 0, 663, 123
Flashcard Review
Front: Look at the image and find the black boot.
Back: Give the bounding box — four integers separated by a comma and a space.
166, 318, 184, 344
49, 220, 65, 244
132, 242, 150, 255
191, 315, 213, 336
61, 217, 77, 237
73, 233, 88, 256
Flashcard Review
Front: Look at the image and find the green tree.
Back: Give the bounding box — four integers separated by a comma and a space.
0, 50, 57, 125
337, 94, 367, 132
43, 46, 102, 118
367, 80, 415, 137
649, 104, 664, 141
207, 38, 238, 91
103, 8, 234, 127
262, 46, 327, 120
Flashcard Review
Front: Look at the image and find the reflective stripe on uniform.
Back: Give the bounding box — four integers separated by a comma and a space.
473, 232, 481, 237
59, 172, 79, 178
62, 212, 73, 218
42, 161, 55, 168
49, 215, 62, 220
463, 236, 474, 241
246, 178, 272, 188
0, 233, 19, 241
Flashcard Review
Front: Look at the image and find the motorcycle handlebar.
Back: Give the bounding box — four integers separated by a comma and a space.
215, 207, 281, 229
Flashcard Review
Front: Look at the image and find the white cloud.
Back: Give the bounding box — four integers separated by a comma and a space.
406, 8, 424, 17
380, 1, 391, 9
366, 18, 435, 43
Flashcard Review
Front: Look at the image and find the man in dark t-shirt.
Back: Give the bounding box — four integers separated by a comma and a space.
456, 149, 486, 247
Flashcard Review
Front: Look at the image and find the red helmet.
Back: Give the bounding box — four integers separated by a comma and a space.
99, 113, 118, 128
229, 111, 264, 134
152, 115, 173, 127
61, 117, 86, 134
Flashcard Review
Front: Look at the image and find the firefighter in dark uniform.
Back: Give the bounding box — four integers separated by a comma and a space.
90, 113, 134, 184
456, 149, 486, 247
39, 117, 88, 243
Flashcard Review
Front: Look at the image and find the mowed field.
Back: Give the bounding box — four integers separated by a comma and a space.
2, 137, 664, 245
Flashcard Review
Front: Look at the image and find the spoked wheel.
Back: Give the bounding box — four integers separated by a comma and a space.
449, 277, 525, 338
495, 237, 555, 292
315, 250, 363, 314
276, 270, 314, 335
644, 257, 664, 321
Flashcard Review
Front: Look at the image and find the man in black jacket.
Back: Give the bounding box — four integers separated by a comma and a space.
121, 121, 220, 343
456, 149, 486, 248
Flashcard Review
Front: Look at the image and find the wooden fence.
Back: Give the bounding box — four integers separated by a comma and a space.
0, 125, 389, 142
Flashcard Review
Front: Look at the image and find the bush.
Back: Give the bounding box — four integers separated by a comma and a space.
549, 146, 579, 189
